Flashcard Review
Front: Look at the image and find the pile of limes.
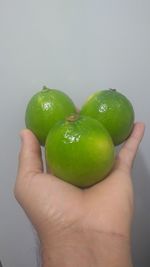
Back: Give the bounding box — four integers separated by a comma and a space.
25, 86, 134, 188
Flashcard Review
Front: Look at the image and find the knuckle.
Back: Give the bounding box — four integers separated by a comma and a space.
14, 180, 21, 201
14, 177, 26, 203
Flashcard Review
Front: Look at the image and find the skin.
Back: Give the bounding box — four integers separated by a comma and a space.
15, 122, 145, 267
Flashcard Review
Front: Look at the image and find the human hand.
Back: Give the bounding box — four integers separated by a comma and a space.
15, 122, 145, 267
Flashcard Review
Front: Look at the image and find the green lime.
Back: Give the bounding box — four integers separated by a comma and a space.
45, 114, 115, 188
25, 86, 77, 145
80, 89, 135, 145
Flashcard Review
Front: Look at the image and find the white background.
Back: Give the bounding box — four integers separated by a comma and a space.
0, 0, 150, 266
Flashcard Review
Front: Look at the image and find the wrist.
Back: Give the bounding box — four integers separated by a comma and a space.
40, 228, 133, 267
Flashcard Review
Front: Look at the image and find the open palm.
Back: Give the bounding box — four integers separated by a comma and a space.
15, 122, 145, 244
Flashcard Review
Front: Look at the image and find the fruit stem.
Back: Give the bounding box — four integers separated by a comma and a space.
67, 114, 80, 122
42, 85, 49, 90
109, 88, 117, 91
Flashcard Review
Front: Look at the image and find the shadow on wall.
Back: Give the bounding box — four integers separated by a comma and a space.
132, 152, 150, 267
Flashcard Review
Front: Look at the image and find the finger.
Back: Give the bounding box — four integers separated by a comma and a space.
17, 129, 43, 180
115, 122, 145, 172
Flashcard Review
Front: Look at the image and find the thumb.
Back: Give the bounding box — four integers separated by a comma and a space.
115, 122, 145, 173
17, 129, 43, 180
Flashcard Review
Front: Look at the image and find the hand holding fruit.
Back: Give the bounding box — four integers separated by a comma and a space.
15, 122, 145, 267
25, 86, 135, 187
15, 87, 144, 267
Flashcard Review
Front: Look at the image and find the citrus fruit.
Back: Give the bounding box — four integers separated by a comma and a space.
25, 86, 77, 145
80, 89, 135, 145
45, 114, 115, 188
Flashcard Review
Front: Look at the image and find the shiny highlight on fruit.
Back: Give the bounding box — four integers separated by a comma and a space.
25, 86, 77, 145
80, 89, 135, 145
45, 115, 115, 188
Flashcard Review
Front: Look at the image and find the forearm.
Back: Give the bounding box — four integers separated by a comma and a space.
41, 231, 133, 267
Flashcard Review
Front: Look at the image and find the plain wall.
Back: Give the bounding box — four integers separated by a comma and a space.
0, 0, 150, 266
